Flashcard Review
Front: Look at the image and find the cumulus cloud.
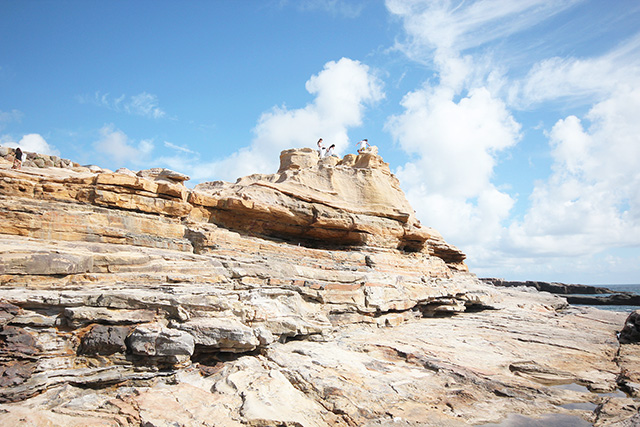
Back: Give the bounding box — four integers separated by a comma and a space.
385, 0, 640, 282
188, 57, 383, 182
500, 31, 640, 267
385, 0, 523, 255
0, 133, 60, 156
93, 124, 154, 166
388, 85, 521, 250
507, 87, 640, 256
80, 91, 167, 119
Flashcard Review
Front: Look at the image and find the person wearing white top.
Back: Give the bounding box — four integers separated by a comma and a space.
356, 139, 370, 153
325, 144, 335, 157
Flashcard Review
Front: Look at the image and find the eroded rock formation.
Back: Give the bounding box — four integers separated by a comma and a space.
0, 147, 638, 426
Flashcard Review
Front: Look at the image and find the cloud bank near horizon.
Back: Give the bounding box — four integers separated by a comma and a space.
385, 0, 640, 280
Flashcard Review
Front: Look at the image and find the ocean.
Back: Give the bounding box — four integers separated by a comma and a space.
574, 284, 640, 313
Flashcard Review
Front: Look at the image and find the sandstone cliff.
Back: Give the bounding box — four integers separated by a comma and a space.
0, 147, 638, 426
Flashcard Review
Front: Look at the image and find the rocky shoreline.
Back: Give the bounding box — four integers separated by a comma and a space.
1, 147, 639, 426
482, 278, 640, 307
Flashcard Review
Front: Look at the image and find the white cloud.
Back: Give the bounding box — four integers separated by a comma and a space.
388, 85, 520, 249
506, 87, 640, 256
386, 0, 581, 62
501, 30, 640, 262
283, 0, 365, 18
125, 93, 166, 119
188, 57, 384, 182
0, 133, 60, 156
385, 0, 640, 283
93, 124, 154, 166
385, 0, 523, 254
80, 91, 167, 119
509, 33, 640, 107
164, 141, 196, 154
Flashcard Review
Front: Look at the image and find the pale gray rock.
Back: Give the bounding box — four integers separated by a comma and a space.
114, 167, 137, 177
64, 306, 155, 328
177, 318, 259, 352
136, 167, 189, 183
127, 324, 195, 357
0, 251, 93, 275
86, 165, 110, 173
211, 356, 339, 426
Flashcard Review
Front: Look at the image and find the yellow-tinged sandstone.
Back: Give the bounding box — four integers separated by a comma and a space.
194, 147, 466, 267
187, 190, 219, 207
156, 181, 187, 200
95, 172, 158, 193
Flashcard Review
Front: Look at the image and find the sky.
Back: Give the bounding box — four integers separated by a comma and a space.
1, 0, 640, 284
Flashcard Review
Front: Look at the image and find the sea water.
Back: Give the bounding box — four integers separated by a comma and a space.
480, 413, 592, 426
574, 284, 640, 313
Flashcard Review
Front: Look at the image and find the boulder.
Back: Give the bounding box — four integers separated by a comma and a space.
78, 325, 132, 355
177, 318, 260, 352
127, 325, 195, 358
136, 168, 190, 183
620, 310, 640, 344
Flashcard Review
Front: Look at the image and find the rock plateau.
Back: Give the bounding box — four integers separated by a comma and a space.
0, 146, 638, 426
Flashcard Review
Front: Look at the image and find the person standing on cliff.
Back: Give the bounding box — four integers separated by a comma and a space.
317, 138, 325, 157
356, 139, 370, 154
12, 147, 22, 170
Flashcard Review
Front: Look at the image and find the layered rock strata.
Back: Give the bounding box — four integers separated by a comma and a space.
0, 148, 638, 426
194, 148, 467, 267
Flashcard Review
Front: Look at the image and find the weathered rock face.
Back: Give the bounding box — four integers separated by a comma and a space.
0, 147, 638, 426
194, 148, 467, 268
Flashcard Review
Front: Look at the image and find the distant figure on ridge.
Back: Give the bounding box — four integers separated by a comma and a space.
325, 144, 336, 157
356, 139, 370, 154
317, 138, 325, 157
12, 147, 22, 170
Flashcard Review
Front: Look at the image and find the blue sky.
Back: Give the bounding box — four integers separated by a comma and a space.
2, 0, 640, 284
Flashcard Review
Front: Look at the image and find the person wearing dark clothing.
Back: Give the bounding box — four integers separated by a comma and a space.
12, 148, 22, 170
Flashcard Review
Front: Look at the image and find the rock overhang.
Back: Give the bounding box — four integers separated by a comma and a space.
193, 147, 466, 266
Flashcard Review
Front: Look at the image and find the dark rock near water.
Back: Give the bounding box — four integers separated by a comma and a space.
567, 293, 640, 306
481, 278, 614, 295
482, 278, 640, 306
620, 310, 640, 344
